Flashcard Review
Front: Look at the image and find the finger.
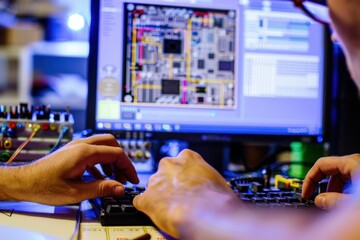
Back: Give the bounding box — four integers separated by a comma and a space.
315, 192, 348, 210
113, 166, 128, 184
75, 179, 126, 200
302, 156, 343, 199
79, 145, 139, 184
67, 134, 120, 147
112, 152, 139, 184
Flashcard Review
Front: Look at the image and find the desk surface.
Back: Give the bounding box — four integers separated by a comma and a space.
0, 201, 78, 240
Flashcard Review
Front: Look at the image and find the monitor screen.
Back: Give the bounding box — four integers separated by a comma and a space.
87, 0, 331, 143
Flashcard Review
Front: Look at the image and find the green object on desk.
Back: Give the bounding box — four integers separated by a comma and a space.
289, 142, 325, 179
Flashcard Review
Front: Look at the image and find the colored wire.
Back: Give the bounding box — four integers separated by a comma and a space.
48, 126, 69, 154
6, 125, 40, 164
69, 203, 82, 240
0, 124, 7, 143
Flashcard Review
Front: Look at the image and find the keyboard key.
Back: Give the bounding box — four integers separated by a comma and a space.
286, 197, 300, 203
275, 197, 287, 203
236, 184, 250, 192
251, 182, 263, 193
121, 204, 136, 212
241, 193, 254, 198
251, 197, 265, 203
281, 192, 295, 197
106, 204, 123, 213
263, 197, 275, 203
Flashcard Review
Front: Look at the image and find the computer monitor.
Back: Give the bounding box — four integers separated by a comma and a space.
87, 0, 331, 144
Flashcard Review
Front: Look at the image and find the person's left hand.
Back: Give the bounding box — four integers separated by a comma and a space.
10, 134, 139, 205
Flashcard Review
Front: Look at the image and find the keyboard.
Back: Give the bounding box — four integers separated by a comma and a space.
90, 174, 318, 226
90, 185, 153, 226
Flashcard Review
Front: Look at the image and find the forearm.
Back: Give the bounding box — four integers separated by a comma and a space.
177, 193, 255, 240
0, 166, 30, 201
176, 189, 316, 240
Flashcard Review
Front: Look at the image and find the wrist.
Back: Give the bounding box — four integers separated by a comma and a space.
176, 186, 241, 239
0, 165, 30, 201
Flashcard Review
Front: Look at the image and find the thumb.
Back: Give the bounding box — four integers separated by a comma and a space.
81, 179, 125, 199
315, 192, 348, 210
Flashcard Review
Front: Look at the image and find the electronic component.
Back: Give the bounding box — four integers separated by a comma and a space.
161, 79, 180, 95
163, 39, 183, 54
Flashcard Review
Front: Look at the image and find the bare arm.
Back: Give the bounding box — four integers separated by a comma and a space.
178, 185, 360, 240
0, 134, 139, 205
175, 184, 318, 240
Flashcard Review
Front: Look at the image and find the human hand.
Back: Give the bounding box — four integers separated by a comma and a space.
133, 149, 236, 238
302, 154, 360, 210
10, 134, 139, 205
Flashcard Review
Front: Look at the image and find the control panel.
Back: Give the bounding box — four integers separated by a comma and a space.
118, 139, 154, 172
0, 103, 74, 163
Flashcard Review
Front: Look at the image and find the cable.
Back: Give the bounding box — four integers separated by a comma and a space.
6, 125, 40, 164
0, 124, 7, 143
48, 126, 69, 154
69, 203, 82, 240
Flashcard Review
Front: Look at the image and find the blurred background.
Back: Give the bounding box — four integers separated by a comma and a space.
0, 0, 90, 131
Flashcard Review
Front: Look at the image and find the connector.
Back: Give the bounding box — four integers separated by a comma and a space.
3, 139, 13, 150
33, 124, 41, 132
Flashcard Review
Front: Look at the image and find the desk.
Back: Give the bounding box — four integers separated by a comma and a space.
0, 201, 78, 240
0, 200, 166, 240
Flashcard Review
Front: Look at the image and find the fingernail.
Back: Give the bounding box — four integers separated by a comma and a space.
114, 186, 124, 196
317, 195, 326, 209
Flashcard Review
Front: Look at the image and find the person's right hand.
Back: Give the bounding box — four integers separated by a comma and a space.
302, 154, 360, 210
133, 149, 236, 238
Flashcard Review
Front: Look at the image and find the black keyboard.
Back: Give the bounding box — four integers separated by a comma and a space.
91, 175, 318, 226
90, 185, 153, 226
228, 176, 317, 210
